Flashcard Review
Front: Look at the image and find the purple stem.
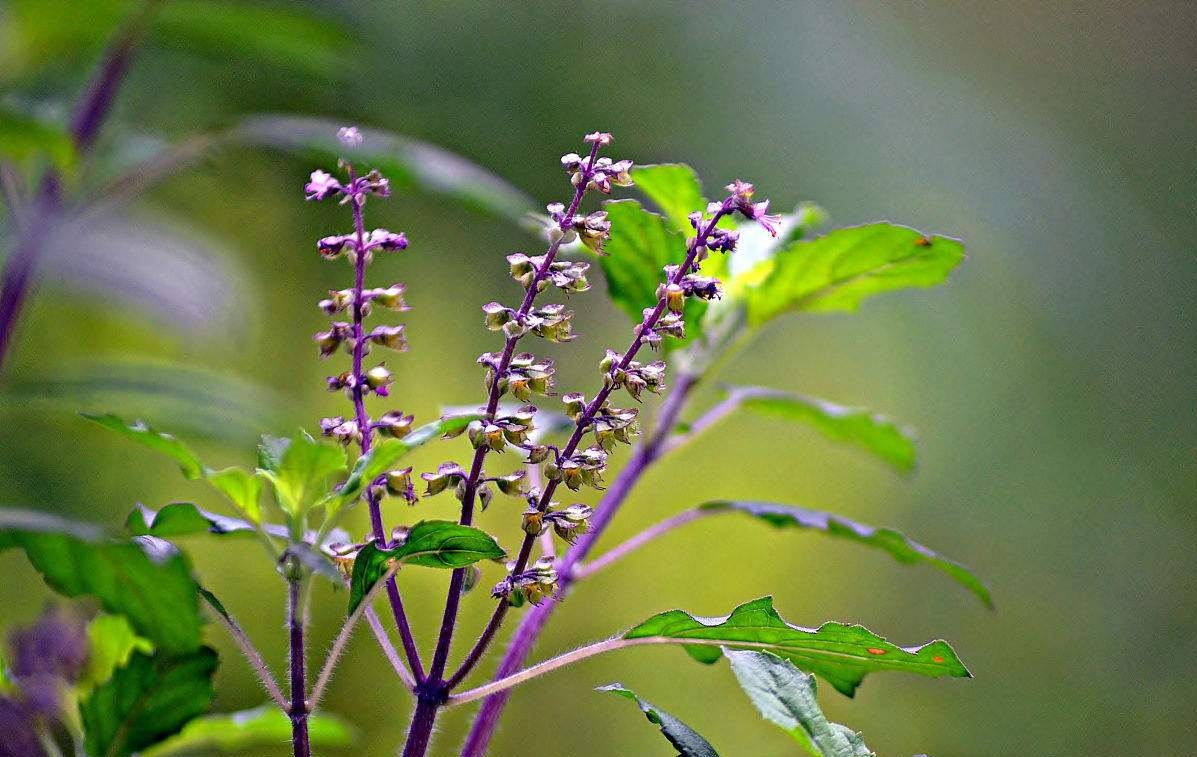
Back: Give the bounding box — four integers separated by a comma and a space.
457, 372, 697, 757
347, 177, 425, 682
399, 141, 602, 757
288, 573, 312, 757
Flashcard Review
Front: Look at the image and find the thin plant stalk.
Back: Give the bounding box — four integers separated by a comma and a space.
287, 571, 312, 757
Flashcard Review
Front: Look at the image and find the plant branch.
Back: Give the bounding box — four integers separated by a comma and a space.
309, 565, 399, 708
365, 607, 416, 690
572, 508, 708, 580
199, 591, 287, 710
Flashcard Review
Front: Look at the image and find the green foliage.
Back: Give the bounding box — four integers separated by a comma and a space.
347, 521, 506, 615
142, 705, 354, 756
744, 224, 965, 324
256, 433, 347, 517
78, 614, 153, 697
727, 387, 918, 472
206, 467, 264, 524
698, 501, 991, 607
82, 413, 205, 480
0, 105, 77, 172
125, 502, 260, 539
725, 650, 875, 757
630, 164, 706, 235
597, 684, 720, 757
600, 199, 706, 351
80, 647, 218, 757
624, 596, 969, 696
0, 508, 204, 655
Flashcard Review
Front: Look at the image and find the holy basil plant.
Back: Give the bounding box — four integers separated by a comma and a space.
2, 42, 981, 755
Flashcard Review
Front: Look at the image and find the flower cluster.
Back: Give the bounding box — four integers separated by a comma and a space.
492, 555, 559, 606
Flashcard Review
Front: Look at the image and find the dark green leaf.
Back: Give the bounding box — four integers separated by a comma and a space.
256, 433, 346, 515
78, 615, 153, 697
0, 509, 204, 655
347, 521, 505, 615
726, 650, 875, 757
81, 648, 217, 757
82, 413, 205, 480
623, 596, 970, 697
631, 164, 705, 235
745, 224, 965, 325
125, 503, 259, 539
698, 501, 991, 607
232, 115, 535, 221
601, 199, 705, 351
728, 387, 917, 472
142, 705, 353, 756
597, 683, 720, 757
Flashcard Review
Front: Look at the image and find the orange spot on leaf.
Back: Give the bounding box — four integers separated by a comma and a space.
933, 655, 945, 663
866, 648, 887, 655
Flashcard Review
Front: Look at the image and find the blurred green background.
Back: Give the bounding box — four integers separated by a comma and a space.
2, 1, 1195, 755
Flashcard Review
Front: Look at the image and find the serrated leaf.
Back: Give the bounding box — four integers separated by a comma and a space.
83, 413, 205, 480
347, 521, 505, 615
745, 224, 964, 325
726, 650, 875, 757
256, 433, 346, 515
631, 164, 706, 235
80, 647, 217, 757
727, 387, 917, 472
597, 683, 720, 757
327, 414, 481, 516
142, 704, 353, 756
601, 199, 705, 352
698, 501, 990, 607
623, 596, 969, 696
0, 509, 204, 655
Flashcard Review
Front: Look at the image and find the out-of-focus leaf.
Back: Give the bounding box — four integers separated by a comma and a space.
83, 413, 205, 479
347, 521, 505, 614
152, 1, 352, 78
231, 115, 535, 221
327, 414, 482, 515
0, 508, 204, 655
206, 467, 263, 524
78, 614, 153, 697
697, 501, 991, 607
43, 213, 248, 334
623, 596, 970, 697
631, 164, 705, 235
256, 433, 346, 516
597, 683, 720, 757
726, 650, 875, 757
80, 647, 217, 757
601, 199, 705, 351
726, 386, 918, 472
125, 502, 257, 539
0, 361, 282, 441
0, 106, 77, 172
745, 223, 964, 324
142, 705, 354, 756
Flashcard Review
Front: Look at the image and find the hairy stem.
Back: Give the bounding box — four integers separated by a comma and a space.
310, 566, 399, 708
288, 574, 312, 757
200, 591, 287, 709
572, 507, 708, 580
365, 607, 416, 690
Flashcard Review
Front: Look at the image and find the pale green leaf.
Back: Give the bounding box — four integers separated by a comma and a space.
78, 614, 154, 697
206, 467, 263, 524
82, 413, 205, 480
624, 596, 970, 697
597, 683, 720, 757
256, 433, 346, 515
631, 164, 705, 234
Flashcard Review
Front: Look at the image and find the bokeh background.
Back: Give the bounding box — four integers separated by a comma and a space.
2, 1, 1195, 755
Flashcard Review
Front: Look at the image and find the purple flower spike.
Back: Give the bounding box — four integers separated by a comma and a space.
305, 170, 343, 201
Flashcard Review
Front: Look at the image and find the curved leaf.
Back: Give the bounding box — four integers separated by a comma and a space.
745, 223, 964, 325
0, 508, 204, 655
125, 502, 260, 539
699, 501, 990, 607
726, 650, 875, 757
142, 705, 353, 756
597, 683, 720, 757
727, 387, 918, 472
81, 647, 217, 757
82, 413, 205, 480
631, 164, 705, 235
624, 596, 969, 697
256, 433, 347, 516
347, 521, 505, 615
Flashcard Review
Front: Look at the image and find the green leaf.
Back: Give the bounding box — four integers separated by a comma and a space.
82, 413, 205, 480
597, 684, 720, 757
729, 387, 918, 472
726, 650, 875, 757
125, 502, 259, 539
81, 647, 218, 757
698, 501, 991, 607
347, 521, 505, 615
0, 508, 204, 655
232, 115, 535, 222
601, 199, 706, 351
328, 414, 479, 515
623, 596, 970, 697
256, 433, 346, 515
142, 705, 354, 756
78, 615, 154, 697
745, 224, 965, 325
206, 467, 263, 524
631, 164, 705, 235
0, 106, 77, 173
